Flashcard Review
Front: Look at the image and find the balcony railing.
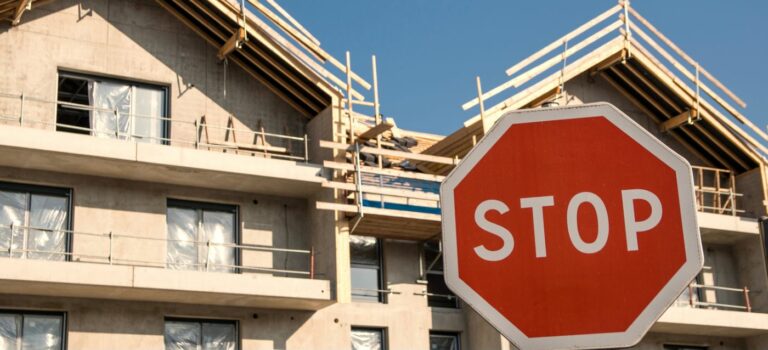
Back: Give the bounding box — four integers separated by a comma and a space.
688, 282, 752, 312
691, 165, 743, 216
0, 91, 309, 162
687, 283, 752, 312
0, 223, 315, 278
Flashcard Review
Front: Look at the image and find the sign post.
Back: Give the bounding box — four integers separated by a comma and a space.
440, 103, 702, 350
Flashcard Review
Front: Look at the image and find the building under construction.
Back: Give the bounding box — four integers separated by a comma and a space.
0, 0, 766, 349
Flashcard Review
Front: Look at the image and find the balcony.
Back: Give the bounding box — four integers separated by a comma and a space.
0, 92, 325, 197
316, 139, 453, 240
0, 223, 331, 310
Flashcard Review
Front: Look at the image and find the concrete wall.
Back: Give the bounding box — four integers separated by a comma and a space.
0, 0, 312, 156
632, 333, 746, 350
0, 166, 311, 274
735, 167, 767, 218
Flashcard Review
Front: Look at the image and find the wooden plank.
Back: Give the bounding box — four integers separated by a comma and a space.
629, 24, 768, 143
11, 0, 30, 25
628, 7, 746, 108
315, 201, 441, 221
319, 140, 458, 166
508, 20, 623, 90
322, 181, 440, 201
599, 72, 715, 168
659, 111, 693, 133
357, 121, 394, 140
264, 0, 320, 45
323, 161, 445, 182
164, 0, 317, 116
630, 41, 768, 160
620, 62, 750, 170
217, 27, 246, 60
466, 38, 625, 130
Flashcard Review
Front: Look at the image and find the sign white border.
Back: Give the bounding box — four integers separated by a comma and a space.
440, 103, 703, 350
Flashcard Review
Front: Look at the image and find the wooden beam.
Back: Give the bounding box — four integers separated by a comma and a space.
323, 161, 446, 182
11, 0, 31, 25
357, 120, 394, 140
320, 140, 458, 166
217, 27, 246, 60
315, 201, 440, 221
659, 111, 693, 133
599, 72, 716, 168
322, 181, 440, 202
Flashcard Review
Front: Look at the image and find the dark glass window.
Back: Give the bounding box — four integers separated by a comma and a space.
663, 345, 707, 350
350, 235, 384, 302
424, 240, 459, 308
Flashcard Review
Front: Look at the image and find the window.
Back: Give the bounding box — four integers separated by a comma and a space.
351, 327, 385, 350
166, 199, 238, 273
56, 72, 168, 143
0, 311, 66, 350
164, 318, 237, 350
350, 235, 384, 302
430, 331, 459, 350
0, 182, 71, 261
663, 345, 708, 350
423, 241, 459, 308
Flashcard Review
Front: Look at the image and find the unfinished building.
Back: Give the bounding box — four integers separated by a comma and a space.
0, 0, 766, 349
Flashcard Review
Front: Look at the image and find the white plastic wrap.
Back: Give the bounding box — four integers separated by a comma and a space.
201, 322, 236, 350
133, 86, 165, 144
164, 321, 199, 350
165, 321, 236, 350
429, 334, 458, 350
27, 195, 68, 261
89, 81, 131, 139
167, 208, 199, 270
0, 191, 25, 258
22, 315, 63, 350
202, 211, 236, 273
0, 314, 20, 349
351, 328, 382, 350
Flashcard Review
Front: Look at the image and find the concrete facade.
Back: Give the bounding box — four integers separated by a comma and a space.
0, 1, 767, 350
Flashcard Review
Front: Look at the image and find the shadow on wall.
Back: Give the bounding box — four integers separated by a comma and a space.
5, 0, 308, 150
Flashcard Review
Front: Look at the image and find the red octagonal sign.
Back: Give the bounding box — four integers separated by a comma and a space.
441, 103, 702, 350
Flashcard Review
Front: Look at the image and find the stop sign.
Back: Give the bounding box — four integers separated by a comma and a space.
441, 103, 702, 350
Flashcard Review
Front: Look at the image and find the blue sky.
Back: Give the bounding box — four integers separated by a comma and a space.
280, 1, 768, 137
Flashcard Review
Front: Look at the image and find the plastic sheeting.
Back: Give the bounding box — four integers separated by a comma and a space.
0, 191, 26, 258
167, 207, 236, 272
23, 315, 63, 350
0, 313, 63, 350
89, 81, 165, 144
0, 314, 21, 349
202, 210, 236, 273
429, 334, 458, 350
167, 208, 200, 270
164, 321, 236, 350
0, 191, 68, 260
90, 81, 131, 139
351, 328, 382, 350
28, 195, 68, 261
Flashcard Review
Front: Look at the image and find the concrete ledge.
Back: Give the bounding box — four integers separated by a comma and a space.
0, 125, 325, 197
0, 259, 332, 310
697, 212, 760, 244
654, 306, 768, 337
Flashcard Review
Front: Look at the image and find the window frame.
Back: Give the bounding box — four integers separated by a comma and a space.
55, 70, 171, 145
0, 309, 68, 350
429, 331, 460, 350
350, 326, 387, 350
163, 317, 240, 350
166, 198, 241, 273
422, 240, 460, 309
0, 181, 74, 261
350, 235, 386, 303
